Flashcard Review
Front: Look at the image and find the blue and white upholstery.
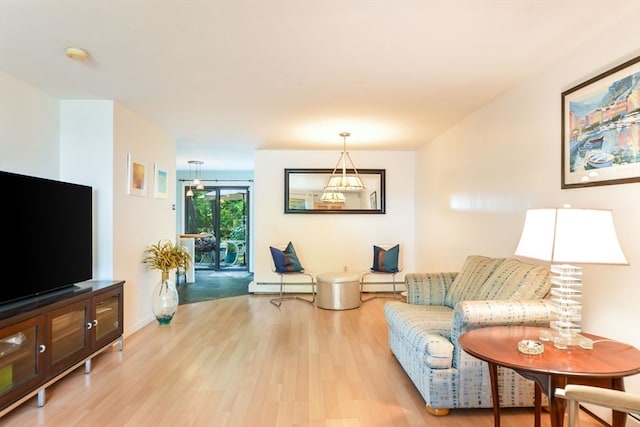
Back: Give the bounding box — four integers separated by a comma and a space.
384, 255, 554, 414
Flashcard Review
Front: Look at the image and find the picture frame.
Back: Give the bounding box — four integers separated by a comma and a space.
127, 154, 147, 196
153, 163, 169, 199
369, 191, 377, 210
562, 54, 640, 188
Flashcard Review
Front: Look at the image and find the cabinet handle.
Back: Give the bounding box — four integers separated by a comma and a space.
39, 345, 46, 353
93, 320, 98, 327
87, 322, 92, 330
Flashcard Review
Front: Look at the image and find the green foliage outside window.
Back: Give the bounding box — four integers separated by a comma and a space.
185, 189, 246, 241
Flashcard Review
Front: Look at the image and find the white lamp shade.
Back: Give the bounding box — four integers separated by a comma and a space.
325, 175, 365, 192
320, 191, 346, 203
515, 208, 628, 265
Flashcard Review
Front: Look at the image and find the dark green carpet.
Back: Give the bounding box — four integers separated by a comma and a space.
178, 270, 252, 305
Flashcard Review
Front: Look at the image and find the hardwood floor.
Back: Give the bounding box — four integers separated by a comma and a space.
1, 295, 606, 426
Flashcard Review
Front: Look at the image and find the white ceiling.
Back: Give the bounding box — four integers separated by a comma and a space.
2, 1, 639, 171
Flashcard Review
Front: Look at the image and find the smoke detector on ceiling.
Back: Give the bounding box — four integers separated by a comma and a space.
65, 47, 89, 61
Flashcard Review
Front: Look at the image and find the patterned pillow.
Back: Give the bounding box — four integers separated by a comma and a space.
270, 242, 304, 273
372, 244, 399, 273
476, 257, 552, 300
444, 255, 504, 307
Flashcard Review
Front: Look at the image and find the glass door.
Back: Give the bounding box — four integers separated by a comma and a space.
184, 185, 249, 271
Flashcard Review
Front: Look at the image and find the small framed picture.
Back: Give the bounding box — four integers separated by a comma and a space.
127, 154, 147, 196
369, 191, 377, 209
153, 164, 169, 199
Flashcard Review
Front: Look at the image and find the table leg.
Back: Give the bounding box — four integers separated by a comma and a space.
534, 383, 542, 427
524, 374, 629, 427
548, 375, 568, 427
611, 377, 627, 427
488, 361, 500, 427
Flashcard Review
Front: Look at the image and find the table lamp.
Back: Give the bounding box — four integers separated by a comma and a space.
514, 208, 628, 349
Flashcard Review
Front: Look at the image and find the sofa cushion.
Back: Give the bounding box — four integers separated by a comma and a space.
476, 257, 552, 300
444, 255, 504, 307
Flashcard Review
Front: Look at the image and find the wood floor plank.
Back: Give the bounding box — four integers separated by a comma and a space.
0, 294, 606, 426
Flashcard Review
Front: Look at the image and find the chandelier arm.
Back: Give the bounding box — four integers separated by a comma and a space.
344, 152, 361, 174
340, 132, 348, 177
324, 132, 365, 192
328, 153, 346, 176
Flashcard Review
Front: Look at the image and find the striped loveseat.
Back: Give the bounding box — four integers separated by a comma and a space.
384, 255, 553, 415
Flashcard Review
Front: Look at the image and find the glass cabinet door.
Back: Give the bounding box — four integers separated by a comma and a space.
0, 317, 44, 401
48, 300, 90, 376
93, 289, 122, 345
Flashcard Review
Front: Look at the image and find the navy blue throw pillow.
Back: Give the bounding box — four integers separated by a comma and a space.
372, 244, 399, 273
270, 242, 304, 273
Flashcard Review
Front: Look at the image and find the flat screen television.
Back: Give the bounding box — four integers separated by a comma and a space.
2, 170, 93, 305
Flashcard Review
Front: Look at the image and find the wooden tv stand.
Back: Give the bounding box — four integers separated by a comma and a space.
0, 280, 124, 417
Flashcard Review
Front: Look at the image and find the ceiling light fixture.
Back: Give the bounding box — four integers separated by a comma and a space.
324, 132, 365, 192
65, 47, 89, 61
188, 160, 205, 191
319, 191, 346, 203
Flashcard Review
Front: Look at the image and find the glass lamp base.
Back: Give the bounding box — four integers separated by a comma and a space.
539, 329, 593, 349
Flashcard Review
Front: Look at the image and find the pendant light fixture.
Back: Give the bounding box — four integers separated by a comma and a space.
319, 191, 346, 203
187, 160, 204, 195
186, 161, 194, 197
186, 160, 205, 197
324, 132, 365, 192
189, 160, 205, 190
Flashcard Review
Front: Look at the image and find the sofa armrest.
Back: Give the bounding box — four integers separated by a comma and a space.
453, 299, 553, 330
404, 272, 458, 306
451, 299, 553, 340
449, 299, 553, 368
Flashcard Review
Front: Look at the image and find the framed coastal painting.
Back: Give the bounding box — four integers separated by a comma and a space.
562, 55, 640, 188
127, 154, 147, 196
153, 163, 169, 199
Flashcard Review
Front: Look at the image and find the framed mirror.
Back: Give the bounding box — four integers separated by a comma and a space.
285, 168, 385, 214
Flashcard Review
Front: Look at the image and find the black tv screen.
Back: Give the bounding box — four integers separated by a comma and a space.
2, 170, 93, 305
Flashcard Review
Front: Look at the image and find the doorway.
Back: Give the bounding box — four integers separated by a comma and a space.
184, 185, 249, 272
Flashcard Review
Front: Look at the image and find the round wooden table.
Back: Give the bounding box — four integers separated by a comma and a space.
459, 325, 640, 427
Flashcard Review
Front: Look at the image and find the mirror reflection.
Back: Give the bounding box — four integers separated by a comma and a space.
285, 168, 385, 214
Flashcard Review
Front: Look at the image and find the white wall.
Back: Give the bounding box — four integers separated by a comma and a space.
0, 71, 59, 178
60, 100, 115, 281
251, 150, 415, 293
60, 100, 177, 334
415, 8, 640, 417
112, 102, 177, 333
